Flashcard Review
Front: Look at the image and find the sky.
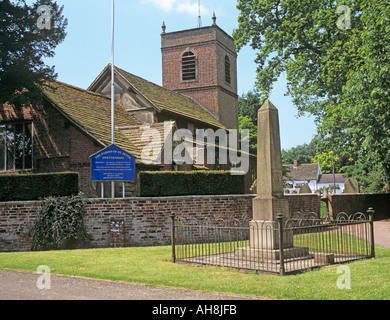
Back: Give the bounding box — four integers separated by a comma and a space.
39, 0, 318, 150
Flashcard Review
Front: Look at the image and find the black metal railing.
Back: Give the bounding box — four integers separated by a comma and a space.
170, 209, 375, 276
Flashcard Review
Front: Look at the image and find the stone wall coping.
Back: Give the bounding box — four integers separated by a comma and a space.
0, 200, 43, 206
0, 194, 257, 206
0, 193, 327, 206
86, 194, 256, 203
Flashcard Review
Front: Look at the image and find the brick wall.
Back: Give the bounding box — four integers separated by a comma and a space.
327, 193, 390, 220
287, 194, 321, 215
0, 201, 41, 252
0, 194, 322, 252
1, 102, 104, 197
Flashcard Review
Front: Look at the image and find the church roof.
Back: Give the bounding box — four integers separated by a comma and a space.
89, 65, 226, 130
41, 80, 168, 163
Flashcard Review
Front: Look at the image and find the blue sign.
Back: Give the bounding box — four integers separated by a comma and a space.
90, 144, 135, 181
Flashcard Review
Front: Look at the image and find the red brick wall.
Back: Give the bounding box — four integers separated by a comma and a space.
0, 194, 322, 252
286, 194, 321, 216
0, 201, 41, 252
327, 193, 390, 220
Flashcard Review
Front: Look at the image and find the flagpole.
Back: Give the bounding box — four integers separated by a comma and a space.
111, 0, 115, 145
111, 0, 115, 199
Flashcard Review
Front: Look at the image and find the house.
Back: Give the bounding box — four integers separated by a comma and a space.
0, 17, 256, 196
318, 174, 347, 195
283, 159, 347, 194
283, 160, 322, 194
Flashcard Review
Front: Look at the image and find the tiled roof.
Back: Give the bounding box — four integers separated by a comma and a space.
319, 174, 347, 184
118, 121, 175, 163
114, 66, 226, 130
284, 163, 321, 181
41, 80, 151, 159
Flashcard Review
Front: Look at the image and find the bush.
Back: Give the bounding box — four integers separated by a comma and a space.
30, 192, 90, 251
0, 172, 79, 201
136, 171, 245, 197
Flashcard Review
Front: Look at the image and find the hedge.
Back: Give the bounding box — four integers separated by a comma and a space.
136, 171, 245, 197
0, 172, 80, 201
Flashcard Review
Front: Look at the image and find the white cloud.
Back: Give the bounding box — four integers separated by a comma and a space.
142, 0, 210, 16
177, 2, 210, 16
142, 0, 176, 12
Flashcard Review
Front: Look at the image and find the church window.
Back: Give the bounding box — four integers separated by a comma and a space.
0, 122, 33, 171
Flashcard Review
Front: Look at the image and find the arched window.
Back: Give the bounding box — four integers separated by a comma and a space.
225, 55, 231, 84
181, 51, 197, 81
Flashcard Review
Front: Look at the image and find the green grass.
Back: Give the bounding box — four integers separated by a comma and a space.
293, 232, 371, 253
0, 245, 389, 300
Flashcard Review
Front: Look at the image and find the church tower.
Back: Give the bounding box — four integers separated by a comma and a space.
161, 14, 238, 130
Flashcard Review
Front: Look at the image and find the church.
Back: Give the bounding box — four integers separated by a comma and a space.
0, 16, 256, 197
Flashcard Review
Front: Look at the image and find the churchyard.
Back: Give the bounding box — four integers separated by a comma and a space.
0, 100, 388, 301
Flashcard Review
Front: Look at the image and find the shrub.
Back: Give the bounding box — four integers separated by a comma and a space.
0, 172, 79, 201
136, 170, 245, 197
30, 192, 90, 251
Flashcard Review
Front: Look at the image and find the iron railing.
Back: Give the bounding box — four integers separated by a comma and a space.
170, 209, 375, 276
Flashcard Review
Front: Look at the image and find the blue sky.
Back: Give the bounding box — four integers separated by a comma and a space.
41, 0, 317, 150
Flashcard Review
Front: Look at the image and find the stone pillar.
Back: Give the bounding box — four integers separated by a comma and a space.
250, 100, 292, 251
253, 100, 289, 221
236, 100, 309, 260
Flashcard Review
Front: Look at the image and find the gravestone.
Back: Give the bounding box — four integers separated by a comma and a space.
343, 178, 360, 194
299, 184, 312, 194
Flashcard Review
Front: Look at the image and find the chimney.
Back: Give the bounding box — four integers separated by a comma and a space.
293, 159, 298, 168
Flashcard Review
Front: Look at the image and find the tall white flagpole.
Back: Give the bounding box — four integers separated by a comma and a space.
111, 0, 115, 145
111, 0, 115, 199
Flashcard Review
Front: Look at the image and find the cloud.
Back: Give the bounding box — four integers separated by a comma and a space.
177, 2, 210, 15
142, 0, 176, 12
142, 0, 210, 16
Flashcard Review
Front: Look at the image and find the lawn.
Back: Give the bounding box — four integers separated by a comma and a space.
0, 245, 389, 300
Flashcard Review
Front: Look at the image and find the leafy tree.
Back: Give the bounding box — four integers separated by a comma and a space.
238, 90, 262, 125
0, 0, 67, 103
282, 140, 317, 165
234, 0, 389, 192
311, 151, 340, 174
238, 115, 257, 153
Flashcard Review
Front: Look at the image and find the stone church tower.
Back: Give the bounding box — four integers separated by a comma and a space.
160, 14, 239, 131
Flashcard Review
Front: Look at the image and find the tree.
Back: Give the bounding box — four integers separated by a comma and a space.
234, 0, 390, 192
238, 115, 257, 153
281, 140, 316, 165
311, 151, 340, 174
238, 90, 262, 125
0, 0, 67, 103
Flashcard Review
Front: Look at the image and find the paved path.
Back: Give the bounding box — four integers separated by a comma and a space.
0, 270, 256, 300
374, 220, 390, 249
